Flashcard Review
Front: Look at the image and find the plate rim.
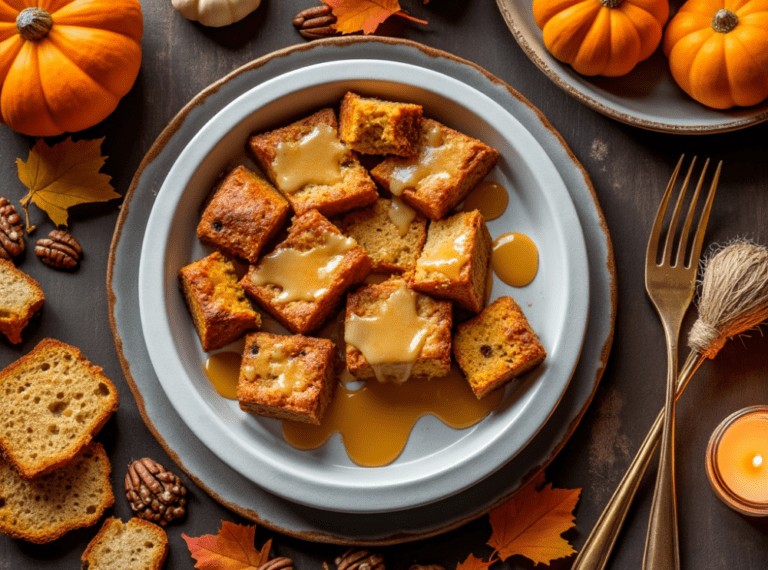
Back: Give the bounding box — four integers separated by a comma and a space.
495, 0, 768, 134
136, 58, 589, 513
107, 36, 617, 545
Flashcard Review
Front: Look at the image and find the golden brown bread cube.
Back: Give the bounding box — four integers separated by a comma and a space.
246, 108, 378, 218
179, 251, 261, 351
453, 296, 547, 398
238, 332, 337, 424
240, 209, 371, 335
337, 198, 427, 274
0, 259, 44, 344
339, 91, 423, 157
196, 165, 290, 264
345, 278, 452, 382
370, 118, 499, 220
409, 209, 492, 314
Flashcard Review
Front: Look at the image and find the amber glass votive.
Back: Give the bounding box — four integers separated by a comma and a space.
706, 405, 768, 516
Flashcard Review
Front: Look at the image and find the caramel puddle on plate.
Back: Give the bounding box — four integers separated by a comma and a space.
204, 351, 241, 399
492, 232, 539, 287
283, 368, 503, 467
203, 352, 501, 467
462, 181, 509, 221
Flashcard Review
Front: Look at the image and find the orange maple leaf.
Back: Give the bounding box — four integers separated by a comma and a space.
183, 521, 272, 570
322, 0, 427, 35
456, 553, 493, 570
486, 477, 581, 566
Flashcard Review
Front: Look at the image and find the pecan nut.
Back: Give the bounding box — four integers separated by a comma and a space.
293, 5, 340, 39
125, 457, 187, 526
35, 229, 82, 269
336, 549, 385, 570
259, 557, 294, 570
0, 197, 24, 261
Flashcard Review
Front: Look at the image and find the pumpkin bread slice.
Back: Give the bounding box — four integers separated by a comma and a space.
0, 338, 119, 479
0, 442, 114, 543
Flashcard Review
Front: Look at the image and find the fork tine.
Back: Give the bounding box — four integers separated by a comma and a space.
647, 155, 685, 265
662, 157, 696, 267
687, 160, 722, 267
675, 158, 709, 268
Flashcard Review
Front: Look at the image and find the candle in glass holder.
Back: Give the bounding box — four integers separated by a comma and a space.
706, 405, 768, 516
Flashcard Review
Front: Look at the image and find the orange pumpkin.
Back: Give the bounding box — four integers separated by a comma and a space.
0, 0, 143, 136
533, 0, 669, 77
663, 0, 768, 109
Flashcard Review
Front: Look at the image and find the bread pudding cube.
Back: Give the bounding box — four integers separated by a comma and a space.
196, 165, 290, 264
246, 108, 378, 218
338, 198, 427, 274
345, 278, 452, 383
238, 332, 337, 424
370, 118, 499, 220
339, 91, 423, 157
240, 209, 370, 334
179, 251, 261, 351
453, 296, 547, 398
409, 209, 492, 314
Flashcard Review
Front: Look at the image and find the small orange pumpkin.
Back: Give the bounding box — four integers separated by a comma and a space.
663, 0, 768, 109
533, 0, 669, 77
0, 0, 143, 136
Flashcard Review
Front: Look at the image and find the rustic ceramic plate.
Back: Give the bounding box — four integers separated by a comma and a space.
109, 37, 615, 543
137, 58, 589, 513
496, 0, 768, 133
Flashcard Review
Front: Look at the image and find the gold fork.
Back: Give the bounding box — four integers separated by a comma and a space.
644, 155, 718, 570
570, 156, 720, 570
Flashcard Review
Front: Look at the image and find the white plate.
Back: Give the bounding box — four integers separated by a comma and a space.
496, 0, 768, 133
137, 59, 589, 514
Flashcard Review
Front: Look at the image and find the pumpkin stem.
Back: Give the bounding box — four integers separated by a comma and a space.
16, 7, 53, 41
712, 9, 739, 33
600, 0, 624, 7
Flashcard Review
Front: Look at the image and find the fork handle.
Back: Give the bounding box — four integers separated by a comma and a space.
571, 352, 702, 570
644, 331, 681, 570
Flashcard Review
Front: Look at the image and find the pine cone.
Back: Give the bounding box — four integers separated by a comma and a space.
35, 229, 82, 269
259, 557, 294, 570
293, 5, 340, 39
336, 549, 385, 570
125, 457, 187, 526
0, 197, 24, 261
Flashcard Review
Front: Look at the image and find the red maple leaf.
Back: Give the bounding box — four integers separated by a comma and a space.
183, 521, 272, 570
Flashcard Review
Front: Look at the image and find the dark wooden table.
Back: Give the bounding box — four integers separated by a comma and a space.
3, 1, 768, 568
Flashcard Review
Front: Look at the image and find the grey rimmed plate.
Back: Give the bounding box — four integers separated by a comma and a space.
108, 37, 615, 543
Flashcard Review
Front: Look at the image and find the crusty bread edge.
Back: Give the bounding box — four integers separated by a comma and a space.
81, 517, 169, 570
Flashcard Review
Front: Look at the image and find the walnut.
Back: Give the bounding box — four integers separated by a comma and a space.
0, 197, 24, 261
35, 229, 82, 269
125, 457, 187, 526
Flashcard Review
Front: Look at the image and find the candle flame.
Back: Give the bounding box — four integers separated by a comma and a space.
753, 455, 763, 468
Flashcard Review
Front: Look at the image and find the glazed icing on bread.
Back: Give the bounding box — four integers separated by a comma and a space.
345, 282, 431, 383
388, 125, 458, 196
415, 232, 470, 281
272, 124, 346, 193
387, 197, 417, 236
249, 233, 357, 303
241, 342, 310, 397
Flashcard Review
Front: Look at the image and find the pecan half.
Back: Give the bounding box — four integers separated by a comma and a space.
35, 229, 82, 269
0, 197, 24, 261
293, 5, 340, 39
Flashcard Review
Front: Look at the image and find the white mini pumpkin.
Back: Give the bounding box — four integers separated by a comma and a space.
172, 0, 262, 27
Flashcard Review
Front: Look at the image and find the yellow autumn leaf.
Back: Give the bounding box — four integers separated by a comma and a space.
16, 137, 121, 231
487, 477, 581, 566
